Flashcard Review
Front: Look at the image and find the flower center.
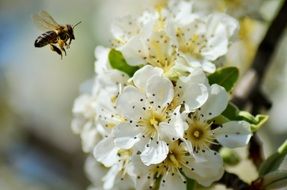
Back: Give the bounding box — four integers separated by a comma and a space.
144, 33, 177, 73
117, 149, 133, 177
139, 110, 167, 137
185, 118, 215, 151
176, 28, 207, 59
150, 141, 187, 176
140, 141, 190, 189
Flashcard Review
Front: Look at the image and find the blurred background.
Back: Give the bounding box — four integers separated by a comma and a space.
0, 0, 286, 189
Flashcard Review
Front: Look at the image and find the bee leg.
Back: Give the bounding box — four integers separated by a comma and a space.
68, 38, 72, 46
50, 44, 62, 59
65, 41, 70, 49
58, 40, 67, 56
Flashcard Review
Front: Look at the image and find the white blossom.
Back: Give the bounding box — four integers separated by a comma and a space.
113, 65, 209, 166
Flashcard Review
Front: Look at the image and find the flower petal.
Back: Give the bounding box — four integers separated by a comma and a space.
160, 173, 186, 190
117, 86, 146, 121
201, 60, 216, 73
85, 156, 107, 186
120, 36, 146, 66
202, 24, 228, 61
93, 136, 119, 167
199, 84, 228, 120
179, 68, 209, 86
140, 140, 169, 166
146, 75, 174, 108
132, 65, 163, 90
159, 106, 187, 140
94, 46, 110, 73
103, 163, 121, 189
184, 150, 224, 187
181, 83, 208, 111
114, 123, 141, 149
213, 121, 252, 148
81, 122, 100, 153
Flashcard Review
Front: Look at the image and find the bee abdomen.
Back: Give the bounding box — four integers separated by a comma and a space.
34, 31, 58, 47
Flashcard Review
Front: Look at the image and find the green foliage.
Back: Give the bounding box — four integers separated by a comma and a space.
262, 170, 287, 189
221, 103, 239, 120
217, 103, 268, 132
186, 177, 195, 190
108, 49, 140, 77
208, 67, 239, 92
259, 141, 287, 176
220, 148, 241, 166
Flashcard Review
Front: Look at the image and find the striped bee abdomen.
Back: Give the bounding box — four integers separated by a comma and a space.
34, 31, 58, 47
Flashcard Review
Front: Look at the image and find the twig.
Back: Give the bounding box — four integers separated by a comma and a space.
231, 0, 287, 169
218, 1, 287, 190
232, 0, 287, 111
217, 171, 249, 190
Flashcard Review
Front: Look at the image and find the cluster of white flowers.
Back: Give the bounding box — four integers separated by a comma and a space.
72, 1, 252, 189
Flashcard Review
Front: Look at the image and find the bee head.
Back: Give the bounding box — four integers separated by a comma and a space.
67, 24, 75, 40
67, 21, 81, 40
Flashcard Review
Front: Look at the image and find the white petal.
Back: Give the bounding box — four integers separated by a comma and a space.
93, 136, 119, 167
202, 24, 228, 61
113, 123, 141, 149
94, 46, 110, 73
111, 15, 138, 41
81, 123, 100, 153
184, 150, 224, 187
140, 140, 169, 166
72, 94, 95, 116
132, 65, 163, 90
201, 60, 216, 73
213, 121, 252, 148
116, 86, 146, 121
85, 156, 107, 186
146, 75, 174, 108
207, 13, 239, 38
120, 36, 146, 66
159, 106, 187, 140
181, 83, 208, 111
103, 164, 121, 189
160, 173, 186, 190
199, 84, 228, 120
179, 68, 209, 86
71, 116, 86, 134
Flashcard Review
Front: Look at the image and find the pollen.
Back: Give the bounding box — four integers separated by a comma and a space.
146, 141, 189, 187
176, 28, 207, 59
143, 32, 177, 73
185, 117, 216, 151
139, 110, 167, 137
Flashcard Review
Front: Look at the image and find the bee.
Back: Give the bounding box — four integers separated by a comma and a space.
33, 11, 81, 59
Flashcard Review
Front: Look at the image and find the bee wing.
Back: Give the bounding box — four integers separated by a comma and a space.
33, 10, 61, 31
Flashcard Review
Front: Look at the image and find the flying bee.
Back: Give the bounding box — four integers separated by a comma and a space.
33, 11, 81, 59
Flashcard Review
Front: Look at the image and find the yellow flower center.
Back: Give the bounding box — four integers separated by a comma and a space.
139, 109, 167, 137
150, 141, 187, 176
144, 33, 177, 73
177, 28, 207, 59
185, 118, 215, 151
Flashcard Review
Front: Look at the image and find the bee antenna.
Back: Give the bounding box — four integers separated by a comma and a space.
73, 21, 82, 29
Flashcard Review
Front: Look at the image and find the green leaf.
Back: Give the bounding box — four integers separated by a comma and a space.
221, 103, 239, 120
180, 170, 196, 190
186, 177, 196, 190
220, 148, 241, 166
208, 67, 239, 91
108, 49, 140, 77
237, 111, 258, 124
262, 170, 287, 189
153, 175, 163, 190
218, 103, 268, 131
259, 140, 287, 176
250, 115, 269, 132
